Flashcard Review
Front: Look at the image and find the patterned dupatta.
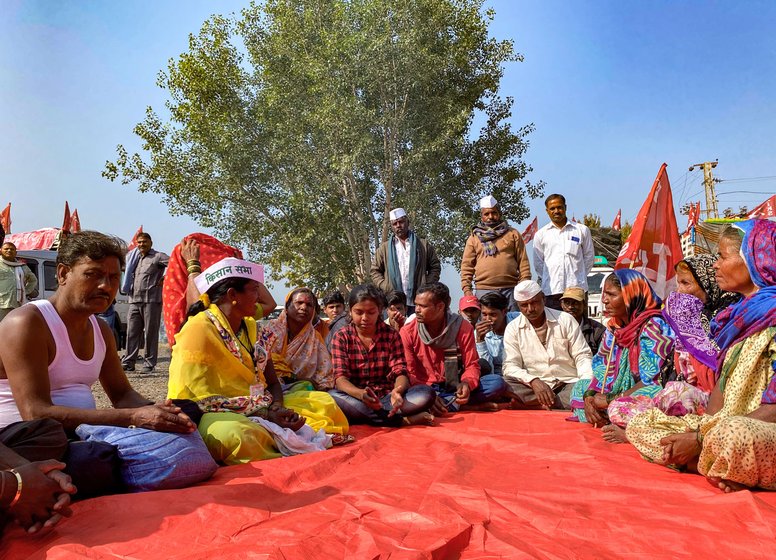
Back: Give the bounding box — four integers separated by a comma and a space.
167, 304, 273, 417
609, 269, 663, 374
262, 288, 334, 389
711, 219, 776, 370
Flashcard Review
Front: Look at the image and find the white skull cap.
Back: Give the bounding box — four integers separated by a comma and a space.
479, 195, 498, 209
513, 280, 542, 302
389, 208, 407, 221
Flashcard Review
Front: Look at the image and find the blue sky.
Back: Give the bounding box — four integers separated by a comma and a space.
2, 0, 775, 301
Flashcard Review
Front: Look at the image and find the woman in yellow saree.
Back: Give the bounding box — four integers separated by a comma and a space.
626, 220, 776, 491
168, 258, 331, 464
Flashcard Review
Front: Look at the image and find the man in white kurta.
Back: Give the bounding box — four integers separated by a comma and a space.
502, 280, 593, 410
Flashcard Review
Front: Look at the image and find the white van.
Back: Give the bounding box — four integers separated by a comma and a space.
587, 258, 614, 320
17, 250, 130, 348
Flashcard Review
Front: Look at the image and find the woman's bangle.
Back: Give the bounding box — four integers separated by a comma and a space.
186, 259, 201, 267
8, 469, 22, 508
187, 266, 201, 275
696, 428, 704, 447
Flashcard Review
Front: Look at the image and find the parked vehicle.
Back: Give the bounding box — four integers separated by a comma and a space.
587, 256, 614, 321
17, 250, 130, 349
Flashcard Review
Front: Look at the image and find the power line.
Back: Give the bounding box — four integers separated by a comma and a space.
716, 190, 776, 195
678, 174, 703, 205
717, 175, 776, 183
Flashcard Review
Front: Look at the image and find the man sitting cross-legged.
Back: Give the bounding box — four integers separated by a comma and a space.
0, 231, 214, 496
400, 282, 510, 414
503, 280, 593, 410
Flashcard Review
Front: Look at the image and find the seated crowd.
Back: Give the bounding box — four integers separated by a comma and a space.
0, 211, 774, 536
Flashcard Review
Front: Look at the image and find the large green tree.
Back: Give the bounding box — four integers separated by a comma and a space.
104, 0, 543, 291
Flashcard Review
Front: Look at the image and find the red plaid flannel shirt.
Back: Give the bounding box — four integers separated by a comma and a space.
330, 321, 408, 397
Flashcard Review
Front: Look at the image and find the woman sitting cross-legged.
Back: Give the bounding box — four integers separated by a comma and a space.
569, 269, 675, 440
626, 219, 776, 492
262, 287, 350, 435
602, 256, 741, 444
329, 285, 437, 426
168, 258, 335, 465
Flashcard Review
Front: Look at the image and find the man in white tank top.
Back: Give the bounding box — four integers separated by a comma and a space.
0, 231, 195, 437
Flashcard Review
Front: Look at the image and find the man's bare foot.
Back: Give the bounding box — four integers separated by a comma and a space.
404, 412, 435, 425
496, 399, 517, 410
460, 402, 499, 412
601, 424, 628, 444
707, 476, 749, 493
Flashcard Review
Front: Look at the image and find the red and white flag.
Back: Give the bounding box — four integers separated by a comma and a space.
686, 201, 701, 233
747, 194, 776, 219
611, 209, 621, 231
615, 163, 683, 299
71, 209, 82, 233
0, 203, 10, 234
521, 216, 539, 244
62, 201, 72, 232
127, 225, 143, 251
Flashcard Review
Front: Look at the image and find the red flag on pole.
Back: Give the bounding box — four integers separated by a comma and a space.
0, 203, 10, 234
611, 209, 621, 231
127, 225, 143, 251
747, 194, 776, 218
71, 209, 82, 233
520, 217, 539, 244
615, 163, 683, 299
62, 201, 72, 232
686, 201, 701, 233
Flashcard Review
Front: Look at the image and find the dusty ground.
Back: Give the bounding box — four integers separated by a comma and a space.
92, 345, 171, 408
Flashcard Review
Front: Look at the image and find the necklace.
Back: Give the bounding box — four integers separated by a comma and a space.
235, 324, 257, 367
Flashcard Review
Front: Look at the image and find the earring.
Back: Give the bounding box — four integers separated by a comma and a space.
231, 300, 237, 305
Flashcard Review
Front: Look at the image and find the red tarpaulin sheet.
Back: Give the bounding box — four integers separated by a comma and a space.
3, 411, 776, 559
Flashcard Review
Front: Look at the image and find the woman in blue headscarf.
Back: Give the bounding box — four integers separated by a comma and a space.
627, 219, 776, 492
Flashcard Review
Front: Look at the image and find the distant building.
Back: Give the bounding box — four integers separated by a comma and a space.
681, 230, 695, 257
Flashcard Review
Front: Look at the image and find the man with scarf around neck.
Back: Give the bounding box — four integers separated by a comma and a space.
0, 242, 38, 322
533, 194, 594, 311
371, 208, 441, 315
460, 196, 531, 312
400, 282, 510, 414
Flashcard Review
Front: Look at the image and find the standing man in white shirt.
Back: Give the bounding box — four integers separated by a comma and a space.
371, 208, 441, 314
502, 280, 593, 410
533, 194, 595, 311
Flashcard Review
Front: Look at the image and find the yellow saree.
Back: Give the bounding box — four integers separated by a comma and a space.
168, 305, 280, 464
627, 328, 776, 487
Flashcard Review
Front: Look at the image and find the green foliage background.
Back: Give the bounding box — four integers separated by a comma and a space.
104, 0, 543, 291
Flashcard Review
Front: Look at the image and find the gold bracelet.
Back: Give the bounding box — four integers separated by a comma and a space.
8, 468, 22, 508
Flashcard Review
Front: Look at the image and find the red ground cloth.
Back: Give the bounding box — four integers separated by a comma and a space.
3, 411, 776, 559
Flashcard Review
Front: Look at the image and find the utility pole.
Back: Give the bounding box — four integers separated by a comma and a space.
688, 159, 719, 219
